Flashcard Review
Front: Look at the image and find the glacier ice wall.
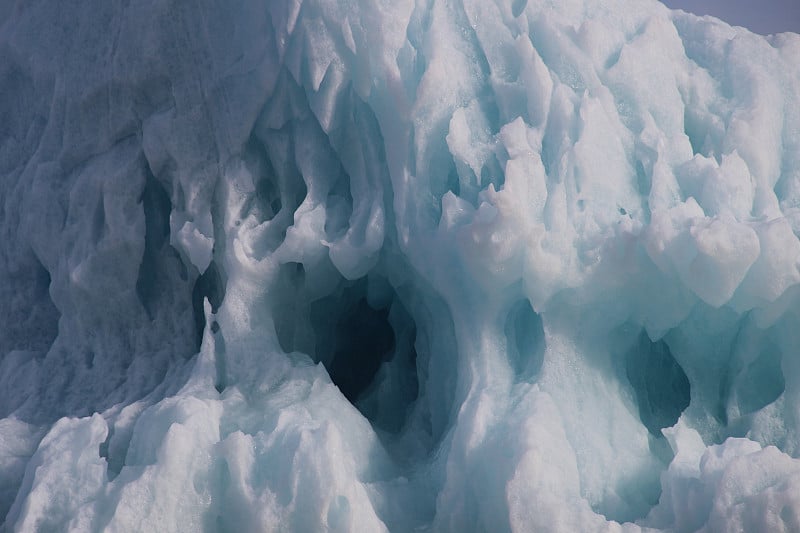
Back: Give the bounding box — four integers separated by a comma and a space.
1, 0, 800, 530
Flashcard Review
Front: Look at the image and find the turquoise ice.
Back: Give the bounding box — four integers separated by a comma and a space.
1, 0, 799, 530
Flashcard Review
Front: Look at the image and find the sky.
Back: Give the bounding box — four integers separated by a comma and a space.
659, 0, 800, 35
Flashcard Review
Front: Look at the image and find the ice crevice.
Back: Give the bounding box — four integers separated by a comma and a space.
1, 0, 800, 531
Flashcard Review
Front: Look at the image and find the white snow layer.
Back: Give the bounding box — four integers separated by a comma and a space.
1, 0, 799, 531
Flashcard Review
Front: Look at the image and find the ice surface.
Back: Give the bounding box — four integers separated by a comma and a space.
1, 0, 799, 531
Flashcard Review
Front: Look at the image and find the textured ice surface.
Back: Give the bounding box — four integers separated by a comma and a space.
1, 0, 800, 531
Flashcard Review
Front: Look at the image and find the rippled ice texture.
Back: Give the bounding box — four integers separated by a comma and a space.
1, 0, 800, 531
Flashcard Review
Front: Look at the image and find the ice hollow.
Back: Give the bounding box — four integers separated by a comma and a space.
1, 0, 800, 531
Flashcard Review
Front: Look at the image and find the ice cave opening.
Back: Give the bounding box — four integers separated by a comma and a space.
273, 266, 421, 435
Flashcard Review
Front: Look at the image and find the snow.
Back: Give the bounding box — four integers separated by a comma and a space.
1, 0, 799, 530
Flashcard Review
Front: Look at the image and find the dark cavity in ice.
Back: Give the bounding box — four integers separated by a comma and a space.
191, 260, 226, 350
626, 332, 691, 436
275, 267, 419, 433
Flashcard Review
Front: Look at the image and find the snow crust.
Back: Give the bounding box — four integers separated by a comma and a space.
1, 0, 800, 530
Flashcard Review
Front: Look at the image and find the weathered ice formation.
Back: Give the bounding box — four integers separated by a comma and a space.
1, 0, 799, 530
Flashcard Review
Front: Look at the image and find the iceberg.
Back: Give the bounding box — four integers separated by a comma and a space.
1, 0, 799, 530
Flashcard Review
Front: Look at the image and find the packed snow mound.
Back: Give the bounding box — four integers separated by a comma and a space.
1, 0, 800, 530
